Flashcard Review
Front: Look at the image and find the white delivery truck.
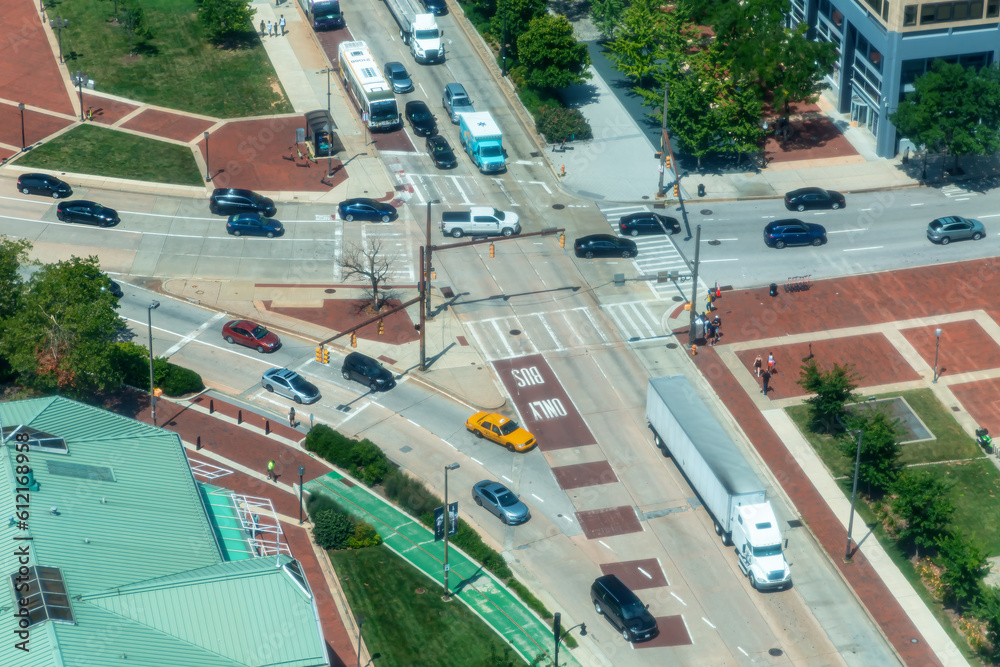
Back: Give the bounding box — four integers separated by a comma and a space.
646, 375, 792, 591
383, 0, 443, 63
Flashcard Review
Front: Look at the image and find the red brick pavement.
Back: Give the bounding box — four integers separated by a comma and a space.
82, 92, 141, 126
764, 117, 859, 164
950, 378, 1000, 434
122, 108, 215, 143
141, 398, 356, 667
0, 103, 75, 150
901, 321, 1000, 379
265, 298, 420, 345
0, 1, 75, 117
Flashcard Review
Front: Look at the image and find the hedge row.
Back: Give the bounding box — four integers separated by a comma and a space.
305, 423, 389, 486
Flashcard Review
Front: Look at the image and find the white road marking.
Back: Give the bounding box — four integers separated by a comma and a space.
336, 402, 370, 426
449, 175, 472, 205
163, 311, 227, 356
560, 515, 574, 523
502, 475, 513, 483
910, 202, 925, 206
513, 160, 535, 165
530, 493, 544, 502
980, 214, 1000, 219
828, 228, 867, 233
670, 591, 686, 605
489, 318, 517, 358
843, 246, 884, 252
471, 457, 483, 465
528, 181, 552, 195
598, 540, 613, 551
531, 312, 567, 351
701, 617, 716, 629
738, 646, 748, 656
699, 258, 739, 263
637, 567, 652, 579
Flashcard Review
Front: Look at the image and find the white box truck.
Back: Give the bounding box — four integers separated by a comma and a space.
646, 375, 791, 591
383, 0, 443, 63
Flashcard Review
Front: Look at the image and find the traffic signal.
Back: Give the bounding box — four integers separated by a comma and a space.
489, 243, 495, 258
654, 151, 662, 159
322, 348, 329, 363
350, 332, 357, 348
378, 319, 384, 335
664, 155, 672, 169
431, 270, 436, 279
673, 184, 680, 198
559, 233, 565, 249
315, 346, 323, 363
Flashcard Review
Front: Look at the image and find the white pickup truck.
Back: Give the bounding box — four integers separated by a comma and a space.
441, 208, 520, 238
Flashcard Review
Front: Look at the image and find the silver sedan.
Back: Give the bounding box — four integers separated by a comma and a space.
261, 368, 320, 404
472, 480, 530, 525
926, 216, 986, 245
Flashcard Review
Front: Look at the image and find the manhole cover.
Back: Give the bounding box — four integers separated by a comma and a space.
324, 288, 336, 294
665, 343, 678, 349
552, 204, 565, 210
195, 290, 204, 295
672, 296, 684, 302
641, 195, 650, 200
768, 648, 783, 656
415, 588, 425, 595
509, 329, 521, 336
708, 239, 721, 245
700, 209, 713, 215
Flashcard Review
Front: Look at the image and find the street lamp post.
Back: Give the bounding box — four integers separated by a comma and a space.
657, 83, 669, 197
322, 68, 332, 113
355, 614, 365, 667
18, 103, 25, 150
203, 131, 211, 181
298, 466, 306, 524
552, 613, 586, 667
425, 199, 440, 319
419, 245, 427, 372
50, 17, 67, 64
933, 327, 942, 383
74, 70, 88, 121
147, 301, 160, 426
845, 428, 863, 560
443, 462, 459, 599
687, 224, 702, 347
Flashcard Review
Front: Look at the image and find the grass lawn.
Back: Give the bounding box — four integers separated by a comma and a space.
787, 388, 982, 478
927, 459, 1000, 555
15, 124, 204, 186
328, 545, 525, 667
54, 0, 291, 117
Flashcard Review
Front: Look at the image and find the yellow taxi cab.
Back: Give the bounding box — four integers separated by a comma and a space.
465, 412, 537, 452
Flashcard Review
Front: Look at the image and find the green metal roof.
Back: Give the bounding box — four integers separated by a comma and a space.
0, 397, 328, 667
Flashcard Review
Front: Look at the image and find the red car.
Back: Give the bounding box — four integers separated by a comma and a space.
222, 320, 280, 353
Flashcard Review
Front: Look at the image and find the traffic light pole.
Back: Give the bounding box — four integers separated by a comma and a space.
657, 83, 669, 197
419, 244, 427, 371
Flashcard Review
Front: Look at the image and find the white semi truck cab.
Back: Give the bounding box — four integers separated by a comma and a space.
733, 504, 791, 591
383, 0, 443, 64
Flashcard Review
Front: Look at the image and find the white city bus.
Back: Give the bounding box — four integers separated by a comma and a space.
337, 40, 401, 131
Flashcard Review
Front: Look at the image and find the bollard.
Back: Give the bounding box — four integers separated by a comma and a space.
560, 165, 566, 177
196, 436, 202, 450
209, 399, 214, 414
698, 183, 706, 197
769, 283, 778, 298
265, 419, 270, 435
238, 409, 243, 424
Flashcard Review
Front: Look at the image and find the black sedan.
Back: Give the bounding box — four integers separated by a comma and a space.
405, 100, 437, 137
56, 200, 120, 227
574, 234, 638, 259
226, 212, 284, 238
338, 198, 397, 223
427, 135, 457, 169
18, 173, 72, 198
619, 212, 680, 236
784, 187, 845, 211
763, 219, 827, 248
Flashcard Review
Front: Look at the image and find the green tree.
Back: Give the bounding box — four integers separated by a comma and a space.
798, 360, 859, 434
312, 509, 355, 550
891, 470, 955, 557
977, 586, 1000, 663
843, 406, 903, 497
890, 61, 1000, 171
0, 236, 32, 324
489, 0, 546, 60
198, 0, 257, 43
767, 23, 838, 139
120, 0, 152, 56
936, 532, 989, 610
589, 0, 626, 42
0, 256, 128, 396
515, 15, 591, 89
606, 0, 669, 87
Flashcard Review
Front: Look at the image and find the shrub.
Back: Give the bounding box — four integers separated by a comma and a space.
305, 424, 337, 457
313, 509, 355, 550
533, 104, 593, 143
363, 458, 389, 486
348, 520, 383, 549
507, 578, 552, 619
152, 357, 204, 396
111, 341, 150, 388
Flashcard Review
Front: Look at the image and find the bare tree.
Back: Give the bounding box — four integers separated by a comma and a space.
340, 238, 399, 312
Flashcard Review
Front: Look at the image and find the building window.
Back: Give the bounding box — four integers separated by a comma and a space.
988, 0, 999, 16
919, 1, 987, 23
904, 4, 918, 23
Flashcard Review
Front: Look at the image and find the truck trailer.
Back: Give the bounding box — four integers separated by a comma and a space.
383, 0, 443, 63
458, 112, 505, 174
646, 375, 791, 591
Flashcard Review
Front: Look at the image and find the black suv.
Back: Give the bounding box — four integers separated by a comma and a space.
209, 188, 277, 217
591, 574, 658, 643
18, 173, 72, 198
342, 352, 396, 391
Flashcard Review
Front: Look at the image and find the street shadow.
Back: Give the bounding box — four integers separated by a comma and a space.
451, 285, 581, 307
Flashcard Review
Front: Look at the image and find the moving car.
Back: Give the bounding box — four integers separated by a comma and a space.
619, 212, 680, 236
574, 234, 637, 259
405, 100, 437, 137
383, 61, 414, 94
926, 216, 985, 245
338, 198, 397, 223
442, 83, 474, 123
226, 212, 284, 238
56, 200, 120, 227
209, 188, 277, 217
262, 368, 321, 404
18, 173, 72, 198
471, 480, 530, 525
341, 351, 395, 391
591, 574, 659, 642
465, 412, 536, 452
222, 320, 281, 353
426, 135, 457, 169
784, 187, 845, 211
762, 219, 826, 249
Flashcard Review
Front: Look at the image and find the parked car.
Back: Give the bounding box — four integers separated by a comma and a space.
591, 574, 659, 643
384, 61, 414, 94
762, 219, 827, 248
442, 83, 474, 123
341, 351, 395, 391
222, 320, 281, 353
17, 173, 72, 198
56, 200, 120, 227
226, 212, 284, 238
619, 212, 680, 236
926, 216, 985, 245
471, 480, 530, 525
574, 234, 637, 259
209, 188, 276, 217
465, 412, 536, 452
405, 100, 437, 137
784, 187, 845, 212
262, 367, 321, 404
338, 198, 397, 222
427, 135, 457, 169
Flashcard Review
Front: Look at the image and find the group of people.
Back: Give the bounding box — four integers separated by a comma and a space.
752, 352, 777, 396
260, 15, 287, 37
704, 314, 723, 346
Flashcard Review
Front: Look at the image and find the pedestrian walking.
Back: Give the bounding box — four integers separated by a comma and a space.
761, 369, 772, 396
267, 20, 273, 36
753, 354, 762, 377
712, 314, 721, 329
767, 352, 776, 374
267, 460, 276, 481
706, 323, 717, 346
279, 15, 286, 35
288, 406, 296, 428
260, 19, 265, 36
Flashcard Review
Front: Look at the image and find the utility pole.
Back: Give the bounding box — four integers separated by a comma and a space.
657, 83, 669, 197
687, 225, 701, 347
419, 245, 426, 371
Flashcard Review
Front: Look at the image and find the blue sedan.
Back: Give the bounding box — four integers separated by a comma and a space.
338, 198, 397, 223
226, 212, 283, 238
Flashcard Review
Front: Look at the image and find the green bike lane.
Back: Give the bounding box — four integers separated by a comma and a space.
306, 470, 580, 667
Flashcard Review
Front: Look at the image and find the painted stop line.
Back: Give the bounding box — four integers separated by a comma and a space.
492, 354, 596, 451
